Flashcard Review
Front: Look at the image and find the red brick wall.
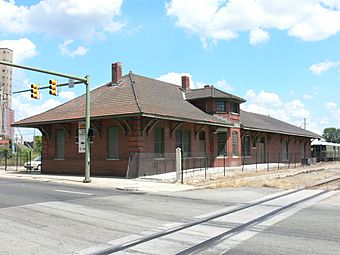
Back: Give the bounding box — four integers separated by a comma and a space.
42, 120, 130, 176
41, 116, 312, 177
41, 117, 238, 176
242, 132, 311, 165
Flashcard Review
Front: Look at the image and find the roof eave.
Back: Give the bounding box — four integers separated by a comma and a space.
12, 113, 144, 128
12, 112, 234, 128
187, 96, 246, 103
141, 113, 233, 127
241, 126, 321, 138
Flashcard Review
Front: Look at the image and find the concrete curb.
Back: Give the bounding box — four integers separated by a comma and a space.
0, 170, 197, 193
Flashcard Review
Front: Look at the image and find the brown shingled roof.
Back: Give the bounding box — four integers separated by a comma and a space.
185, 86, 246, 103
13, 73, 233, 128
240, 110, 320, 138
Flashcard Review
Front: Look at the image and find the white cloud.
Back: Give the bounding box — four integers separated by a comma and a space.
309, 61, 340, 75
324, 101, 340, 126
215, 79, 234, 91
303, 94, 314, 100
0, 0, 124, 40
245, 90, 283, 108
243, 89, 311, 128
325, 102, 337, 110
156, 72, 234, 91
13, 95, 61, 121
104, 21, 126, 33
59, 91, 76, 100
0, 38, 38, 63
59, 40, 89, 58
157, 72, 192, 86
166, 0, 340, 47
249, 28, 270, 45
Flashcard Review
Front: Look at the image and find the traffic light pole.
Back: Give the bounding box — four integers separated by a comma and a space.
0, 60, 92, 183
84, 75, 91, 183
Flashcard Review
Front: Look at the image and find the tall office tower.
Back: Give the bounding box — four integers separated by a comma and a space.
0, 48, 15, 141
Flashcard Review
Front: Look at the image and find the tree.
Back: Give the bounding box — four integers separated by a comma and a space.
34, 136, 42, 155
322, 127, 340, 143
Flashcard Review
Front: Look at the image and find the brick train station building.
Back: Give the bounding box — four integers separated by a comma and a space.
13, 63, 320, 177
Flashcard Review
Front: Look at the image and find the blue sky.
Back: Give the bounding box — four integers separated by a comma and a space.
0, 0, 339, 140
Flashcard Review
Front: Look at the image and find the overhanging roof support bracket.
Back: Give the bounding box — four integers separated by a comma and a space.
142, 119, 159, 136
266, 133, 274, 144
170, 122, 183, 138
194, 124, 206, 139
113, 119, 131, 137
61, 124, 71, 139
91, 121, 101, 138
37, 126, 51, 141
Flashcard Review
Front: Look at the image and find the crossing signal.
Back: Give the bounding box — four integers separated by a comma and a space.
30, 84, 39, 99
49, 79, 58, 96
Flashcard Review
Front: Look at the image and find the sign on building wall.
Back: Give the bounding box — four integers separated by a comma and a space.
78, 121, 86, 153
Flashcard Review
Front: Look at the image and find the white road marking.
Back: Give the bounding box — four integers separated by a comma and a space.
54, 189, 93, 196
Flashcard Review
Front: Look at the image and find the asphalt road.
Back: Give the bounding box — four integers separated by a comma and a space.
0, 177, 274, 254
0, 177, 339, 254
226, 191, 340, 255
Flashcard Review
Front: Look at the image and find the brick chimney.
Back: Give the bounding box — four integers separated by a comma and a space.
181, 75, 190, 91
112, 62, 122, 84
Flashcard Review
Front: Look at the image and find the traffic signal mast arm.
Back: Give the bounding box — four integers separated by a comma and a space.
13, 80, 84, 94
0, 60, 87, 83
0, 60, 91, 183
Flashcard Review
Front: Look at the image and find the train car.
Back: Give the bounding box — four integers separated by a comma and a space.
311, 140, 340, 162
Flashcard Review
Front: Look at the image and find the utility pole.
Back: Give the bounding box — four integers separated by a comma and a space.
0, 60, 91, 183
303, 118, 307, 129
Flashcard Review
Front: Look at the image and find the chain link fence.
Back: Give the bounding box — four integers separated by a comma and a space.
126, 150, 330, 180
0, 150, 38, 171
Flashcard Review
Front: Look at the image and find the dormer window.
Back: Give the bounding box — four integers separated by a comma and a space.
231, 102, 239, 114
216, 100, 226, 112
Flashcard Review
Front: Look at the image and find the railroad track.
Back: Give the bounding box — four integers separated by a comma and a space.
85, 176, 340, 255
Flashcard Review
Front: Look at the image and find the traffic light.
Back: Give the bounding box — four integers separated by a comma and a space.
30, 84, 39, 99
49, 79, 58, 96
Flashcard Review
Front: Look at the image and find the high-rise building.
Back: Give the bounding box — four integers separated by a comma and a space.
0, 48, 15, 142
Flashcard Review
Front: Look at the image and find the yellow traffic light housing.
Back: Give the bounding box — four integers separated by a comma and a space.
30, 84, 39, 99
49, 79, 58, 96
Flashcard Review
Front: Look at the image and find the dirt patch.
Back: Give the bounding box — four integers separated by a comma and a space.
185, 162, 340, 190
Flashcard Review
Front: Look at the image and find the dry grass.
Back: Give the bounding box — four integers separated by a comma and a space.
185, 162, 340, 190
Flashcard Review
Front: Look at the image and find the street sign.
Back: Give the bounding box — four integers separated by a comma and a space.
69, 78, 74, 88
78, 121, 86, 153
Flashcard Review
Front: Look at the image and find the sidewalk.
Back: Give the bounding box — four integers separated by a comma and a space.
0, 168, 197, 193
0, 162, 338, 192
